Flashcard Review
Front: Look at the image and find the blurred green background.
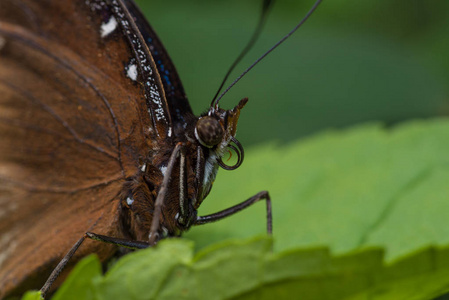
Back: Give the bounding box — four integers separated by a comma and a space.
136, 0, 449, 147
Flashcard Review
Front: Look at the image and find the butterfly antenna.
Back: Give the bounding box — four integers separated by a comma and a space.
213, 0, 322, 109
210, 0, 274, 107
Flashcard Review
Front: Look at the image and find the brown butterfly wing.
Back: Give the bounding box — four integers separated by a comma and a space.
122, 0, 196, 129
0, 0, 170, 296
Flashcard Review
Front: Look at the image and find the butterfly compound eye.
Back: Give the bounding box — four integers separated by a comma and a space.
195, 116, 224, 148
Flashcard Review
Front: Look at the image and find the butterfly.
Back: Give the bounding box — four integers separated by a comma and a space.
0, 0, 277, 297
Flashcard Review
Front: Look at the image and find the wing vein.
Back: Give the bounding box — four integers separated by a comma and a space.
0, 79, 120, 161
0, 27, 127, 175
0, 174, 124, 194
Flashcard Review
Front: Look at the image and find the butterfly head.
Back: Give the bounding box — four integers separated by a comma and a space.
187, 98, 248, 210
195, 97, 247, 169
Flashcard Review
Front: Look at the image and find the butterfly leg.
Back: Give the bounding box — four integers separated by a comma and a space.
40, 232, 151, 298
148, 142, 183, 244
41, 143, 185, 297
42, 142, 185, 296
85, 232, 151, 249
194, 191, 272, 235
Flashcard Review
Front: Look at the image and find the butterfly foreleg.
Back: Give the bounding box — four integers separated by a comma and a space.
194, 191, 272, 235
40, 231, 151, 298
148, 142, 183, 245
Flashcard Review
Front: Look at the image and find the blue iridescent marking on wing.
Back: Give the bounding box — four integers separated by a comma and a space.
163, 75, 172, 90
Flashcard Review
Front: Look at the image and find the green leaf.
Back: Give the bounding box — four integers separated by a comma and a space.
96, 239, 193, 300
45, 238, 449, 300
21, 291, 42, 300
26, 119, 449, 300
51, 254, 102, 300
187, 119, 449, 262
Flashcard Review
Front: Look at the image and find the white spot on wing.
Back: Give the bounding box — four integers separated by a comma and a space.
160, 165, 167, 176
101, 16, 117, 38
126, 197, 134, 206
140, 163, 146, 172
88, 0, 168, 135
168, 127, 172, 137
126, 64, 138, 81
